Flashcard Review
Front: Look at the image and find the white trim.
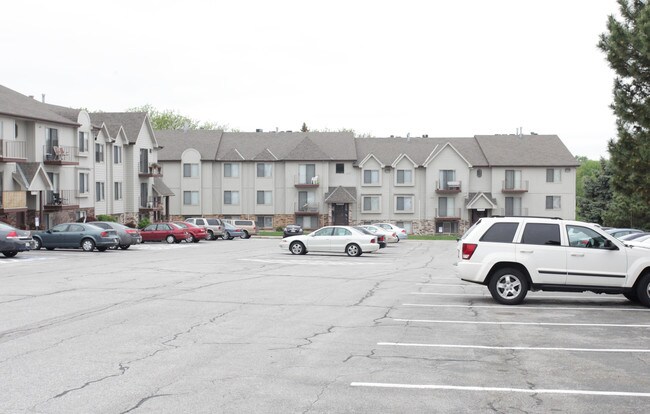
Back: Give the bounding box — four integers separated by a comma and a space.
391, 153, 418, 168
358, 153, 384, 168
424, 142, 472, 167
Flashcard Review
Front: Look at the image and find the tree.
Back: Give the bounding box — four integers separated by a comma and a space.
301, 122, 309, 132
598, 0, 650, 229
578, 159, 612, 224
127, 104, 230, 131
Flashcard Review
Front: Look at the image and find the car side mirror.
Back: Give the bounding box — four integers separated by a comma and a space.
46, 230, 52, 234
603, 239, 618, 250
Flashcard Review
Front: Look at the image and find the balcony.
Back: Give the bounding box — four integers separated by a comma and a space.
295, 201, 320, 215
44, 190, 79, 211
139, 163, 163, 177
139, 196, 164, 212
0, 191, 27, 212
294, 175, 319, 188
435, 207, 462, 220
436, 180, 462, 194
500, 207, 529, 217
0, 140, 27, 162
502, 180, 529, 193
43, 145, 78, 165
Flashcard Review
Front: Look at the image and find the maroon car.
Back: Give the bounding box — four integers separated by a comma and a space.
172, 221, 208, 243
140, 223, 189, 244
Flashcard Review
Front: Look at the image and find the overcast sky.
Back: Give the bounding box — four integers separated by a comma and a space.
2, 0, 620, 159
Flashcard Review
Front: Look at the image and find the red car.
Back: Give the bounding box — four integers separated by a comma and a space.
140, 223, 189, 244
172, 221, 208, 243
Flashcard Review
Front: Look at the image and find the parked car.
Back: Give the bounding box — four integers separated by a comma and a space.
283, 224, 304, 238
32, 223, 119, 252
89, 221, 142, 250
172, 221, 208, 243
619, 232, 650, 242
0, 222, 35, 257
140, 223, 189, 243
355, 226, 386, 248
223, 222, 245, 240
626, 234, 650, 247
360, 224, 398, 243
279, 226, 380, 257
372, 223, 408, 241
184, 217, 225, 240
606, 228, 644, 238
456, 216, 650, 306
223, 219, 257, 239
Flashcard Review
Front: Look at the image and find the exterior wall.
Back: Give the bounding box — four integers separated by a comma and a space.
180, 149, 202, 217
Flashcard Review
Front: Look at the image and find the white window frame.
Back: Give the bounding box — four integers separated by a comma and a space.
183, 191, 200, 205
114, 182, 122, 201
546, 168, 561, 183
362, 195, 381, 213
546, 195, 561, 210
113, 146, 122, 164
224, 190, 240, 205
95, 182, 105, 202
78, 131, 89, 153
257, 163, 272, 178
256, 190, 272, 205
395, 195, 414, 213
183, 163, 199, 178
363, 169, 380, 185
79, 172, 90, 194
95, 143, 104, 163
224, 163, 240, 178
396, 169, 413, 185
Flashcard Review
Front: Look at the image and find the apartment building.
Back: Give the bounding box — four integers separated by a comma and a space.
156, 129, 579, 233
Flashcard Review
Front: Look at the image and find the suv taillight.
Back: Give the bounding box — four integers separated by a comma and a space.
462, 243, 477, 260
100, 231, 109, 237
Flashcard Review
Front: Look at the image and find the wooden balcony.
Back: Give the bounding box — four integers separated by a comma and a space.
435, 180, 462, 194
0, 191, 27, 212
139, 197, 164, 212
44, 190, 79, 211
434, 207, 462, 220
43, 145, 79, 165
295, 202, 320, 215
294, 175, 319, 188
139, 163, 163, 178
0, 140, 27, 162
502, 180, 529, 193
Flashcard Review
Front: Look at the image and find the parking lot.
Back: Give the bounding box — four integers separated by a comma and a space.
1, 238, 649, 413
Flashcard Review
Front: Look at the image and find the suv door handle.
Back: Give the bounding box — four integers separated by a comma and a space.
520, 250, 533, 253
571, 253, 585, 257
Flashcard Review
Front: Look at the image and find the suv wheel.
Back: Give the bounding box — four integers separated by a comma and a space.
635, 273, 650, 307
488, 268, 529, 305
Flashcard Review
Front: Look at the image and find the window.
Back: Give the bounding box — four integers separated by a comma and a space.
224, 163, 239, 178
363, 169, 379, 184
15, 123, 18, 138
139, 149, 149, 174
439, 170, 456, 189
546, 168, 561, 183
296, 216, 317, 229
480, 222, 519, 243
183, 191, 199, 205
95, 143, 104, 163
96, 182, 105, 201
78, 132, 89, 153
438, 197, 455, 216
546, 196, 561, 210
79, 172, 89, 194
567, 225, 608, 248
257, 163, 272, 177
477, 169, 482, 178
336, 163, 345, 174
0, 121, 3, 139
396, 196, 414, 212
256, 216, 273, 229
505, 169, 522, 190
114, 182, 122, 200
256, 190, 272, 205
505, 197, 522, 216
299, 164, 316, 184
113, 146, 122, 164
183, 163, 199, 178
396, 169, 413, 185
224, 190, 240, 205
362, 196, 380, 212
522, 223, 561, 246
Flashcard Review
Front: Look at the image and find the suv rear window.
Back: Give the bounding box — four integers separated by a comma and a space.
479, 222, 519, 243
521, 223, 561, 246
206, 219, 220, 225
235, 220, 252, 225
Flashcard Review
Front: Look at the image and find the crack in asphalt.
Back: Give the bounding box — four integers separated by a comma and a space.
119, 392, 174, 413
352, 282, 382, 306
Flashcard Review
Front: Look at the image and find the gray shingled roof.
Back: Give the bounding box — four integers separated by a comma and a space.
324, 186, 357, 204
156, 129, 224, 161
153, 177, 175, 196
0, 85, 79, 126
89, 112, 148, 144
475, 135, 579, 167
42, 103, 82, 123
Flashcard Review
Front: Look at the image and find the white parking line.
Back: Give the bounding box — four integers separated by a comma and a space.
415, 283, 470, 287
239, 258, 367, 266
402, 303, 650, 312
350, 382, 650, 397
409, 292, 628, 300
392, 319, 650, 328
377, 342, 650, 353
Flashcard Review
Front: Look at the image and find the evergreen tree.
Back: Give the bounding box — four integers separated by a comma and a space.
301, 122, 309, 132
578, 159, 612, 224
598, 0, 650, 228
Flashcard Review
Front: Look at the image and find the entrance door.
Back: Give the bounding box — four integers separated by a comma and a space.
471, 209, 488, 224
332, 204, 348, 225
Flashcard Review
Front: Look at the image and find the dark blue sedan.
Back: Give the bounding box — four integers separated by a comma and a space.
0, 221, 35, 257
32, 223, 119, 252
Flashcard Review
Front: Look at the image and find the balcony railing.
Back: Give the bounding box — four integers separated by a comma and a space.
500, 207, 529, 217
0, 191, 27, 211
0, 140, 26, 161
43, 145, 78, 164
295, 201, 320, 214
140, 196, 163, 210
436, 180, 462, 193
294, 175, 319, 187
139, 163, 163, 177
435, 207, 462, 219
502, 180, 529, 193
44, 190, 78, 210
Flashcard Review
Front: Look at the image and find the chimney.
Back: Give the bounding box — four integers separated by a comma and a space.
28, 95, 34, 99
42, 94, 46, 103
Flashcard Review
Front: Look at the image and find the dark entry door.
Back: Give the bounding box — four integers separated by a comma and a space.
333, 204, 349, 225
471, 209, 488, 224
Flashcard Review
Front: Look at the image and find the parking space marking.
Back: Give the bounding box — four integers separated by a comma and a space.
392, 318, 650, 328
402, 303, 650, 312
414, 283, 470, 287
350, 382, 650, 397
377, 342, 650, 353
409, 292, 628, 301
239, 258, 368, 266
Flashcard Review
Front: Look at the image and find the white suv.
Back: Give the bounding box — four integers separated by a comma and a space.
456, 217, 650, 306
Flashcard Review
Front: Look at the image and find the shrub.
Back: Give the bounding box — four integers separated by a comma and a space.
138, 217, 151, 229
97, 214, 117, 222
276, 226, 284, 232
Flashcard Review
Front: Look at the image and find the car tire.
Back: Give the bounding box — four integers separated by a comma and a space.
207, 230, 215, 241
488, 267, 529, 305
97, 247, 108, 252
623, 291, 639, 303
227, 233, 234, 240
46, 247, 55, 251
193, 238, 200, 243
33, 237, 42, 250
81, 238, 96, 252
186, 234, 195, 243
635, 273, 650, 307
166, 235, 176, 244
120, 245, 130, 250
2, 251, 18, 258
346, 243, 362, 257
290, 241, 306, 255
